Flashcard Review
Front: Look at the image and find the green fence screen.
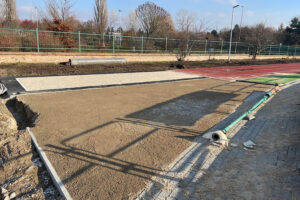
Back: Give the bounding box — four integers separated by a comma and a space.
0, 28, 299, 56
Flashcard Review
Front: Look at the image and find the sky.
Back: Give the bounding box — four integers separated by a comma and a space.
16, 0, 300, 31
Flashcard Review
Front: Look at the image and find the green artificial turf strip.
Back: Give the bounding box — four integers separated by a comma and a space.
246, 74, 300, 84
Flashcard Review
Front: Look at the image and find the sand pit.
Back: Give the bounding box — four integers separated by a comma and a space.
18, 79, 271, 200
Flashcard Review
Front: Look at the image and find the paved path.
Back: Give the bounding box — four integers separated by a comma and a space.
137, 82, 300, 200
175, 63, 300, 81
16, 71, 201, 92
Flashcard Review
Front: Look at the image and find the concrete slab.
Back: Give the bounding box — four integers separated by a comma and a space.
16, 71, 201, 92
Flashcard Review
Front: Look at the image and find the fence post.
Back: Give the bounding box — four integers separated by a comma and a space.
269, 45, 271, 55
36, 28, 40, 53
141, 36, 143, 53
234, 41, 237, 54
294, 46, 297, 56
78, 31, 81, 53
247, 44, 250, 54
221, 40, 223, 54
165, 37, 168, 53
287, 45, 289, 55
205, 40, 207, 54
279, 45, 281, 55
113, 34, 115, 53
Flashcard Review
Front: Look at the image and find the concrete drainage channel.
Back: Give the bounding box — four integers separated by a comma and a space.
2, 97, 70, 200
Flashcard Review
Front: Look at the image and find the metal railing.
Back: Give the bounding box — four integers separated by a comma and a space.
0, 27, 299, 56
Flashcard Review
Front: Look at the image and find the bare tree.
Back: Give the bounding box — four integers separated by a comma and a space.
0, 0, 5, 26
135, 2, 171, 37
107, 9, 118, 30
124, 10, 139, 35
176, 9, 197, 34
46, 0, 74, 22
246, 23, 275, 59
2, 0, 18, 27
175, 9, 208, 61
94, 0, 107, 34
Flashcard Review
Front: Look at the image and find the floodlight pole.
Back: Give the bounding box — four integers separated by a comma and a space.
238, 5, 244, 42
35, 6, 39, 29
228, 4, 239, 62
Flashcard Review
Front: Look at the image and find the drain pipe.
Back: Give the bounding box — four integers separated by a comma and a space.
204, 84, 279, 143
222, 91, 272, 134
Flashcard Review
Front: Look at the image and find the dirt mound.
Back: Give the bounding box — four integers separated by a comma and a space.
0, 99, 62, 200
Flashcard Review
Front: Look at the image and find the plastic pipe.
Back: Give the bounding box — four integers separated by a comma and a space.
222, 92, 273, 134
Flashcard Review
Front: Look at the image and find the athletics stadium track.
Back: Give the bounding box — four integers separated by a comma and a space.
175, 63, 300, 81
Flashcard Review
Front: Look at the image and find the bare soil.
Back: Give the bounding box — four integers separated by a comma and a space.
18, 79, 271, 200
0, 100, 62, 200
1, 59, 300, 77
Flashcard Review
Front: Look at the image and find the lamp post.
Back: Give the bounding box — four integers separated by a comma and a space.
117, 9, 122, 33
235, 5, 244, 54
117, 9, 122, 47
35, 6, 39, 29
238, 5, 244, 42
228, 4, 239, 62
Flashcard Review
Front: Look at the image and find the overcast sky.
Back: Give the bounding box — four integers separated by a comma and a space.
16, 0, 300, 31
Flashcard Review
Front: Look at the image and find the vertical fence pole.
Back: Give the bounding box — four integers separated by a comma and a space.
287, 45, 289, 55
78, 31, 81, 53
294, 46, 297, 56
113, 34, 115, 53
165, 37, 168, 53
234, 41, 237, 54
247, 44, 250, 54
221, 40, 223, 54
205, 40, 207, 54
279, 45, 281, 55
269, 45, 272, 55
141, 36, 144, 53
36, 28, 40, 52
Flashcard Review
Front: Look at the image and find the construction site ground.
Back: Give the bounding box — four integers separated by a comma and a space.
15, 79, 271, 200
1, 61, 299, 200
0, 100, 62, 200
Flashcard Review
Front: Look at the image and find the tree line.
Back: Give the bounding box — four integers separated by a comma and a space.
0, 0, 299, 46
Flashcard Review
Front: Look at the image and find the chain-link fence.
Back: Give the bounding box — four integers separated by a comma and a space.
0, 27, 299, 56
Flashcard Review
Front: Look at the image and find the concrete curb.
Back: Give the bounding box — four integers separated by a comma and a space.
26, 127, 73, 200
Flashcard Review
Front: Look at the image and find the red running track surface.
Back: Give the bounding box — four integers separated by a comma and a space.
174, 63, 300, 81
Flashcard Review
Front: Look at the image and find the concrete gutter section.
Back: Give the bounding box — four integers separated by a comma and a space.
16, 71, 201, 92
69, 58, 126, 66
